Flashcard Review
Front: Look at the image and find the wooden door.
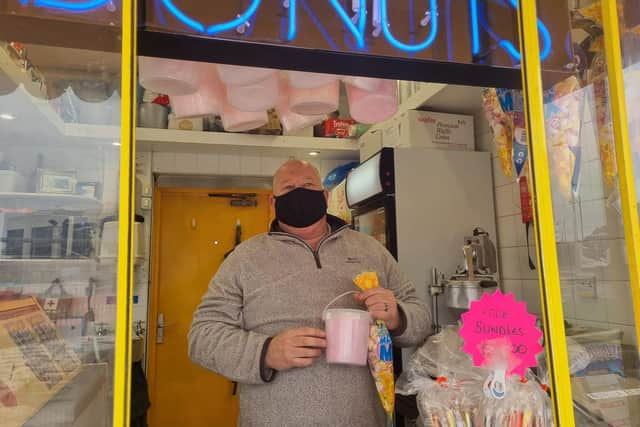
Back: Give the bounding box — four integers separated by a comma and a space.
148, 188, 272, 427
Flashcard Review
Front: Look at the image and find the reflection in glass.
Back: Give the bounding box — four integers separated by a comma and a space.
534, 1, 640, 425
0, 40, 122, 426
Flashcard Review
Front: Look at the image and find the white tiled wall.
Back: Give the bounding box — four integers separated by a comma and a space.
151, 151, 349, 181
481, 90, 638, 346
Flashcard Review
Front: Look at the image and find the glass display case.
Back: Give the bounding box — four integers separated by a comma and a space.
0, 6, 135, 424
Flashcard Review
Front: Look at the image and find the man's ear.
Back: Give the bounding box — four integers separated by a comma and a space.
269, 194, 276, 211
323, 189, 329, 201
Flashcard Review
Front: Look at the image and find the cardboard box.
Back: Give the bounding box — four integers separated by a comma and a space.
391, 110, 475, 151
248, 109, 282, 135
168, 114, 204, 131
358, 129, 383, 161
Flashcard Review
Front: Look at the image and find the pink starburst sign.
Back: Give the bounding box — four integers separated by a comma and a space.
459, 290, 543, 377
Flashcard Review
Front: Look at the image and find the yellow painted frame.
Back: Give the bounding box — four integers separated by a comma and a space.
601, 0, 640, 347
516, 0, 575, 425
113, 0, 137, 423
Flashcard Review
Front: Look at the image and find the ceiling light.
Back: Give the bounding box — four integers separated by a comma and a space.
309, 151, 320, 156
112, 142, 121, 146
0, 113, 15, 120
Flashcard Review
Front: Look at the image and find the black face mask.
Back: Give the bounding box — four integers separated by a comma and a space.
275, 188, 327, 228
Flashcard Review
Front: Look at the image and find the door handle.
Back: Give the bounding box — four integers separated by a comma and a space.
156, 313, 176, 344
232, 381, 238, 396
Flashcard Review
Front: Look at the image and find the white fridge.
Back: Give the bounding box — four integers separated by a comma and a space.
346, 146, 498, 337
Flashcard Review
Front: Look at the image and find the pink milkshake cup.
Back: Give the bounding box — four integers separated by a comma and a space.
322, 292, 371, 366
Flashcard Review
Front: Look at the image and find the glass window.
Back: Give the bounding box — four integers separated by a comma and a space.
531, 0, 640, 424
620, 0, 640, 242
0, 7, 127, 427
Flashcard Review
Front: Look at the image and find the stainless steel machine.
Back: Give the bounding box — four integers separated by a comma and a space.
430, 227, 498, 331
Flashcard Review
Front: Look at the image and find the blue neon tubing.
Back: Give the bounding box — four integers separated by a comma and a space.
380, 0, 438, 53
328, 0, 365, 49
207, 0, 261, 35
469, 0, 480, 55
503, 0, 551, 61
161, 0, 204, 32
287, 0, 297, 41
31, 0, 109, 12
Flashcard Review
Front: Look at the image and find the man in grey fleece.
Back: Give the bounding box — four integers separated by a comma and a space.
189, 159, 431, 426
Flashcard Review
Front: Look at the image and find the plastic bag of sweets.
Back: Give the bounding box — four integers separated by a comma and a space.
353, 272, 395, 426
482, 88, 513, 179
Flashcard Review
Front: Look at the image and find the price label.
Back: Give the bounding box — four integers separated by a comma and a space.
459, 290, 543, 377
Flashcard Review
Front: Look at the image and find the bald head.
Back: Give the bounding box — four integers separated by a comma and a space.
272, 159, 323, 197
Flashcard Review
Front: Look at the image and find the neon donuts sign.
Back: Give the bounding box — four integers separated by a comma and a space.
21, 0, 554, 63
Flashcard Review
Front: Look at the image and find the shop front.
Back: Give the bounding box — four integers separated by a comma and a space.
0, 0, 639, 426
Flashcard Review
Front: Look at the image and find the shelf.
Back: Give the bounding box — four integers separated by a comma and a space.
136, 128, 359, 159
61, 125, 360, 159
0, 192, 103, 214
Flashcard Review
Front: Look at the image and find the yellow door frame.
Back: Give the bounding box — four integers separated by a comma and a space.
113, 2, 640, 426
113, 0, 137, 424
516, 1, 575, 425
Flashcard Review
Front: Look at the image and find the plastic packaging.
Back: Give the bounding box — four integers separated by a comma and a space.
216, 65, 277, 86
496, 89, 528, 179
139, 56, 201, 95
342, 76, 382, 92
287, 71, 338, 89
588, 53, 618, 190
171, 64, 224, 118
346, 79, 398, 124
221, 103, 268, 132
395, 327, 553, 427
226, 72, 279, 112
482, 88, 513, 179
289, 80, 340, 115
543, 76, 585, 201
277, 77, 325, 133
536, 336, 591, 386
401, 377, 481, 427
353, 272, 395, 426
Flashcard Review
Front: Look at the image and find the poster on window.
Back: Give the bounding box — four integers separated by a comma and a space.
0, 297, 80, 426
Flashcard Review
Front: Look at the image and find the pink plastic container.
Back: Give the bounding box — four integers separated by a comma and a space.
221, 102, 268, 132
342, 76, 382, 92
139, 56, 201, 95
324, 308, 371, 366
287, 71, 338, 89
226, 72, 279, 112
346, 79, 398, 124
278, 78, 325, 133
289, 80, 339, 116
171, 64, 224, 118
217, 64, 277, 86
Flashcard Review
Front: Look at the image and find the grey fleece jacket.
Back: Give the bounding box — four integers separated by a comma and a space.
188, 215, 431, 427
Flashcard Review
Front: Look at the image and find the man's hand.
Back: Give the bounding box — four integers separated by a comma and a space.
265, 327, 326, 371
355, 288, 401, 331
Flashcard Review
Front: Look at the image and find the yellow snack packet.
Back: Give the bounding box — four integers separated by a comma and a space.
354, 271, 380, 290
353, 272, 395, 426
